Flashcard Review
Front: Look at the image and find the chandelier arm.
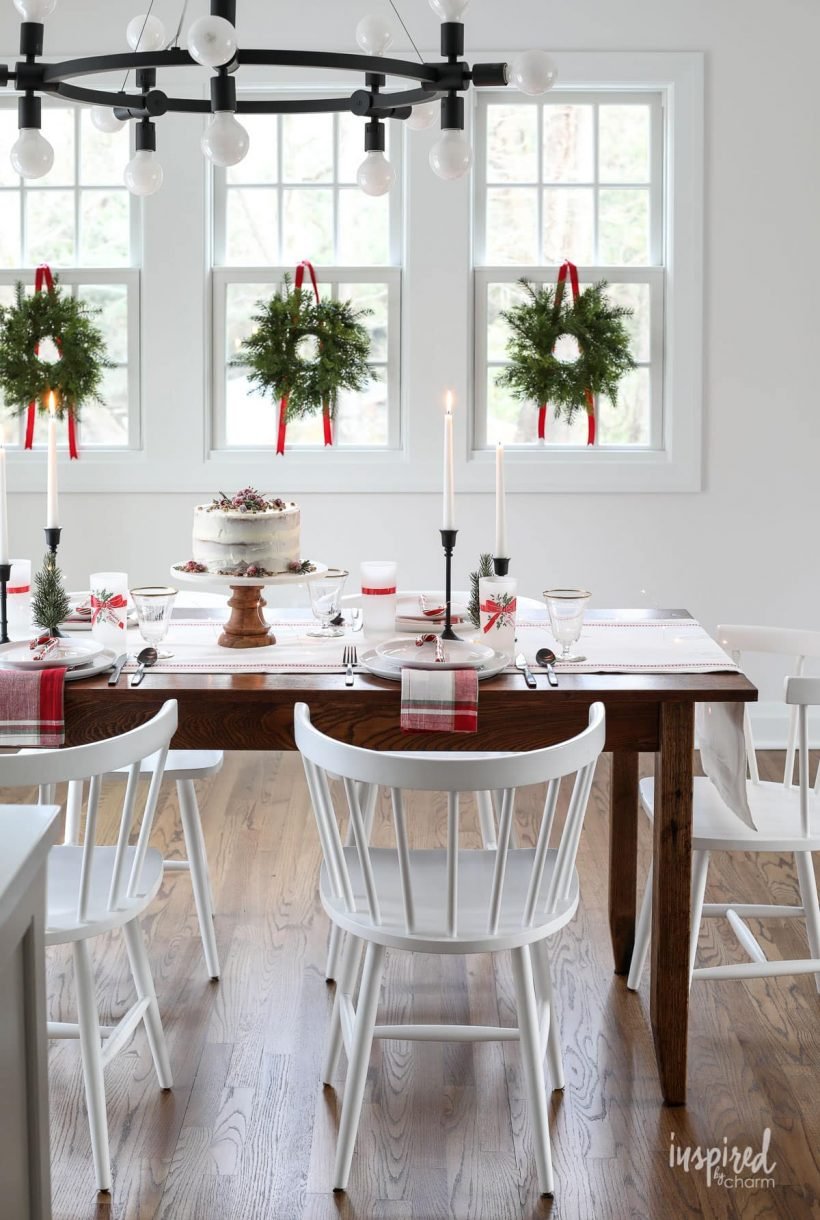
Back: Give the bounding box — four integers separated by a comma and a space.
54, 82, 167, 114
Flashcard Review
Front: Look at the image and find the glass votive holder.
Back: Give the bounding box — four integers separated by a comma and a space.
90, 570, 129, 650
360, 560, 398, 638
7, 558, 31, 639
478, 575, 518, 660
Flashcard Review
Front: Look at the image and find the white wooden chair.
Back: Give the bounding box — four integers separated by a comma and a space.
295, 700, 605, 1197
59, 751, 223, 980
628, 625, 820, 994
1, 700, 179, 1193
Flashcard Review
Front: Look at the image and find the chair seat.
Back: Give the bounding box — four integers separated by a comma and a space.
45, 845, 164, 944
108, 749, 224, 782
639, 777, 820, 852
321, 847, 579, 954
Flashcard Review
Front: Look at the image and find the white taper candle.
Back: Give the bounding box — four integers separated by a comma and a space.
46, 391, 59, 529
442, 391, 455, 530
495, 442, 508, 557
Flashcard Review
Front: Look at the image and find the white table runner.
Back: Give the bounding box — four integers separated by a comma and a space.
514, 616, 738, 674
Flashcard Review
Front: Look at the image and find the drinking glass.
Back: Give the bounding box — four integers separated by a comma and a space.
478, 575, 517, 660
90, 570, 129, 650
360, 560, 397, 638
131, 586, 177, 658
308, 570, 348, 638
543, 588, 590, 663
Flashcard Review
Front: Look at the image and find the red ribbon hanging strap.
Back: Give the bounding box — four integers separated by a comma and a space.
277, 261, 332, 456
540, 260, 595, 446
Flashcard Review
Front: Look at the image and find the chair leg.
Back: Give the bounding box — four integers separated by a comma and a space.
123, 920, 173, 1090
323, 933, 364, 1083
476, 790, 498, 848
795, 851, 820, 993
627, 861, 653, 991
532, 941, 564, 1090
177, 778, 221, 980
511, 945, 554, 1197
72, 940, 111, 1193
325, 923, 343, 983
689, 850, 710, 985
333, 941, 386, 1192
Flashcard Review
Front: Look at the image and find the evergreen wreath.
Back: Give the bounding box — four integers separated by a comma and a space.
239, 275, 373, 423
0, 277, 111, 423
496, 279, 636, 425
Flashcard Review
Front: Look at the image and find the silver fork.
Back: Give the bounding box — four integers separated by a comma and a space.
343, 644, 357, 686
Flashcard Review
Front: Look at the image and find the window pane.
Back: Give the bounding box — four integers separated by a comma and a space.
599, 105, 650, 183
597, 366, 650, 445
334, 371, 388, 445
605, 281, 650, 363
542, 188, 594, 264
226, 188, 278, 264
598, 188, 650, 265
486, 280, 529, 362
339, 282, 388, 362
486, 188, 538, 264
0, 111, 19, 187
543, 105, 594, 183
38, 109, 74, 187
79, 110, 129, 186
487, 369, 587, 445
79, 283, 129, 364
80, 365, 129, 445
80, 190, 129, 265
281, 188, 333, 265
26, 190, 75, 264
0, 193, 20, 266
225, 367, 277, 446
486, 104, 538, 183
225, 281, 269, 360
281, 114, 333, 183
227, 115, 277, 185
337, 188, 389, 264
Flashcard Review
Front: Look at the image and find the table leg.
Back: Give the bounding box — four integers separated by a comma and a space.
650, 700, 694, 1105
609, 750, 639, 974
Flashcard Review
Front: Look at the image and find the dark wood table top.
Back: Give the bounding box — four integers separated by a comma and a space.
63, 609, 757, 752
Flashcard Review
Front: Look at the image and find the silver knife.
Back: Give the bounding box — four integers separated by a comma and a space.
107, 653, 128, 686
515, 653, 537, 689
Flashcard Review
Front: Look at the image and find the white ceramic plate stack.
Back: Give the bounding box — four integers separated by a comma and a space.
359, 635, 508, 682
0, 638, 106, 671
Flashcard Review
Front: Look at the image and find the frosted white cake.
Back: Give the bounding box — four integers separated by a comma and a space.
192, 488, 301, 575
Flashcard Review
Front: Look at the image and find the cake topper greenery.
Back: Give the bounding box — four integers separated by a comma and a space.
239, 276, 373, 450
208, 488, 291, 513
31, 551, 71, 633
496, 278, 636, 430
0, 277, 111, 426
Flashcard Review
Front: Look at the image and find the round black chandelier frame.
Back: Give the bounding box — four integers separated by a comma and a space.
4, 0, 512, 153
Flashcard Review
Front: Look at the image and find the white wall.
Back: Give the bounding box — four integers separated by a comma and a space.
3, 0, 819, 728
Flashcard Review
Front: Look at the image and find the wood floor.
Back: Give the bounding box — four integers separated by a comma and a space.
36, 750, 820, 1220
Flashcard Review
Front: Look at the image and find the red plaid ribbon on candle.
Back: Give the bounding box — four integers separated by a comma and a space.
0, 667, 64, 747
538, 259, 595, 447
400, 667, 478, 734
90, 592, 128, 628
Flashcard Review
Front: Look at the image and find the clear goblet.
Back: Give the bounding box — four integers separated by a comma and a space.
543, 588, 590, 663
131, 586, 177, 658
307, 570, 349, 638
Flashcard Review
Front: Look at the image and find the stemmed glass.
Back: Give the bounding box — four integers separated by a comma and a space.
308, 570, 349, 638
131, 586, 177, 659
543, 588, 590, 663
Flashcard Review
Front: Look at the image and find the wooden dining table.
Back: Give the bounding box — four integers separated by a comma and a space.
62, 607, 757, 1106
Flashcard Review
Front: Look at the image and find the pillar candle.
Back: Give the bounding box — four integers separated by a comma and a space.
495, 442, 508, 557
46, 392, 59, 529
442, 392, 455, 531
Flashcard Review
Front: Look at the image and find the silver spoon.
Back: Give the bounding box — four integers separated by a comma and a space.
130, 645, 158, 687
535, 646, 559, 687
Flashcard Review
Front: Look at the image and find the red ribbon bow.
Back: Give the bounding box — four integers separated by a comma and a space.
25, 264, 79, 460
276, 260, 333, 455
90, 592, 128, 628
538, 259, 596, 447
480, 596, 517, 632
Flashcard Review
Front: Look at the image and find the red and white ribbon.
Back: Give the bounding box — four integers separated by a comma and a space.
480, 595, 517, 633
90, 592, 127, 628
25, 264, 79, 460
277, 259, 332, 455
539, 259, 595, 447
362, 585, 397, 595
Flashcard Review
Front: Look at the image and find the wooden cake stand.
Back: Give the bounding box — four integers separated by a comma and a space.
171, 563, 329, 649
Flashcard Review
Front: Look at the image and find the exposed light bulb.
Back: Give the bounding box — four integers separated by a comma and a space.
124, 148, 163, 196
91, 107, 125, 134
429, 128, 471, 180
357, 149, 395, 196
406, 100, 438, 131
187, 15, 237, 68
428, 0, 470, 18
13, 0, 56, 19
508, 49, 558, 96
10, 128, 54, 179
355, 14, 393, 56
201, 111, 249, 167
126, 13, 166, 52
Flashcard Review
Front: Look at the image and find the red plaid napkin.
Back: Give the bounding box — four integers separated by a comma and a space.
400, 667, 478, 734
0, 668, 65, 747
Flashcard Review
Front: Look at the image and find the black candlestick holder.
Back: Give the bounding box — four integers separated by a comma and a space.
0, 561, 11, 644
439, 528, 460, 641
493, 557, 511, 576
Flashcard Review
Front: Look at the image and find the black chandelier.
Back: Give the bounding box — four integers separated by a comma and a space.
3, 0, 557, 196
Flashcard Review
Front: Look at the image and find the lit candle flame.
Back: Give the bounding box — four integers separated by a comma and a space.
445, 390, 454, 414
48, 389, 56, 416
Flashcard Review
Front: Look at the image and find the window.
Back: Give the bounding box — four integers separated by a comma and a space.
212, 107, 402, 451
0, 103, 139, 448
474, 91, 663, 451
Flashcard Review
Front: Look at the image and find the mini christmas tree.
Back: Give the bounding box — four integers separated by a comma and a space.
32, 551, 70, 633
468, 553, 494, 628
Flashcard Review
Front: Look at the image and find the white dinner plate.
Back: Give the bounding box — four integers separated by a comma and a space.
374, 636, 496, 671
0, 637, 105, 670
359, 647, 508, 683
64, 648, 118, 682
